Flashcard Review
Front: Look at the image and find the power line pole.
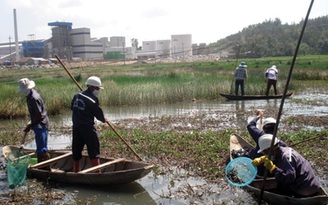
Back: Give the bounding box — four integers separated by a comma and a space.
9, 36, 13, 68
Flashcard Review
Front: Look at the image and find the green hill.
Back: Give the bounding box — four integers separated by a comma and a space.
207, 16, 328, 58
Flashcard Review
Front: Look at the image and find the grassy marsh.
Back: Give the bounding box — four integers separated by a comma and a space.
0, 55, 327, 119
0, 56, 327, 203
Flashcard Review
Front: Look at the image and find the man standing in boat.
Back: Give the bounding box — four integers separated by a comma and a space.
234, 62, 248, 96
18, 78, 50, 165
71, 76, 109, 172
265, 65, 278, 96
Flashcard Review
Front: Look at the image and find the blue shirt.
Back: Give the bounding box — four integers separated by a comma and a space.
273, 146, 320, 196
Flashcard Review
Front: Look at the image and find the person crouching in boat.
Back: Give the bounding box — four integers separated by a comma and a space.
252, 134, 320, 198
246, 110, 287, 160
71, 76, 109, 173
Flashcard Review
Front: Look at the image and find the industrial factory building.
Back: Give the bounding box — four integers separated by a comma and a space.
0, 9, 203, 65
171, 34, 192, 58
70, 28, 103, 60
1, 24, 195, 64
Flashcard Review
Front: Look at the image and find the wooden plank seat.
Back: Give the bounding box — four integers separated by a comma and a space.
78, 158, 125, 174
30, 152, 72, 169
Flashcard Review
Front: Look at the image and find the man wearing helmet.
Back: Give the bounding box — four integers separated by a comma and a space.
71, 76, 109, 172
246, 110, 286, 159
252, 134, 320, 198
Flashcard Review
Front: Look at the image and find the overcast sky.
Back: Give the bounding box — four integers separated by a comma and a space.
0, 0, 327, 46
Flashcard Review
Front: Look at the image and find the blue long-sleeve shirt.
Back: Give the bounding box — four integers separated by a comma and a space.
273, 146, 320, 196
247, 117, 265, 151
247, 117, 286, 159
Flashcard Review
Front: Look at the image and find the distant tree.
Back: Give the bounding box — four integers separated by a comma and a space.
131, 38, 139, 50
212, 15, 328, 57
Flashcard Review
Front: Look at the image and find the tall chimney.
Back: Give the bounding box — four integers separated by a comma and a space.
13, 9, 20, 61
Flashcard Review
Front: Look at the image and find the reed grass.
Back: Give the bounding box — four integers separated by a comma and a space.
0, 55, 327, 119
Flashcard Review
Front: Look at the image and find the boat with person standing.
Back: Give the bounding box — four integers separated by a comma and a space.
4, 145, 154, 186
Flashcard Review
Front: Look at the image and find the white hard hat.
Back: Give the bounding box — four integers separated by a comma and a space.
18, 78, 35, 92
258, 134, 279, 153
86, 76, 103, 89
262, 117, 276, 129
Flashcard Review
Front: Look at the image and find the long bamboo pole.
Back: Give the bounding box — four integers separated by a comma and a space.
55, 55, 143, 161
257, 0, 314, 204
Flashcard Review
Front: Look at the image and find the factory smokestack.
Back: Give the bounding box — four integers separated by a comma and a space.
13, 9, 20, 61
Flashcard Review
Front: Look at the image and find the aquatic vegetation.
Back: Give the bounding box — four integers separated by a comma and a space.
0, 56, 327, 118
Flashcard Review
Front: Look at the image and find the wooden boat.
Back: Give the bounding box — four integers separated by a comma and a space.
7, 146, 154, 185
246, 182, 328, 205
220, 93, 293, 100
229, 134, 328, 205
229, 134, 254, 161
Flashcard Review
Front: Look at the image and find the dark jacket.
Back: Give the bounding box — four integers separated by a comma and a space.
71, 89, 106, 127
26, 89, 49, 129
247, 117, 286, 158
273, 146, 320, 196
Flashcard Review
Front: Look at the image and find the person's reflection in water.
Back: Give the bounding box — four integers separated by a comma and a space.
235, 101, 247, 129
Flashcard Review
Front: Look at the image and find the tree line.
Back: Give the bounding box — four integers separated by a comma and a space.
209, 16, 328, 58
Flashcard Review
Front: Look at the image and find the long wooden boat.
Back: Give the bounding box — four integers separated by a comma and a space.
229, 134, 328, 205
246, 182, 328, 205
7, 146, 154, 185
220, 93, 293, 100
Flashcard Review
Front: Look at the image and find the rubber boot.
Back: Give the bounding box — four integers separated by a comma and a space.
90, 158, 100, 173
73, 160, 80, 173
37, 152, 51, 171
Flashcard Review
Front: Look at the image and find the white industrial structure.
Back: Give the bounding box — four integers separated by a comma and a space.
110, 36, 125, 47
171, 34, 192, 58
70, 28, 103, 60
142, 41, 156, 51
156, 40, 171, 57
1, 9, 203, 64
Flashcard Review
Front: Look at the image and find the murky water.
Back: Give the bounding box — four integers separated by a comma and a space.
1, 92, 328, 204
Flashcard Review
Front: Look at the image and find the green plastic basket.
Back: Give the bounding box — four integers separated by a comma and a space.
7, 150, 31, 189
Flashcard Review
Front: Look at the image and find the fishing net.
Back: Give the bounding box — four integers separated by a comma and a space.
6, 150, 30, 189
225, 157, 257, 187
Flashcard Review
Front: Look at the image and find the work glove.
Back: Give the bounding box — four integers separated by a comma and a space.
252, 156, 267, 166
264, 158, 276, 173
